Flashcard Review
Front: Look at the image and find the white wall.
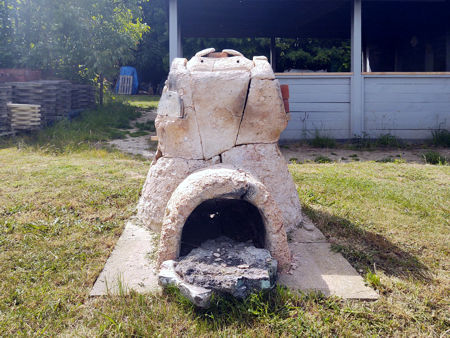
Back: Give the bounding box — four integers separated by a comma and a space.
278, 74, 450, 141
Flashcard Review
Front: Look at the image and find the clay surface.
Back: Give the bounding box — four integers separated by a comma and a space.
222, 143, 303, 231
157, 165, 291, 271
191, 70, 250, 158
236, 78, 287, 145
137, 157, 217, 231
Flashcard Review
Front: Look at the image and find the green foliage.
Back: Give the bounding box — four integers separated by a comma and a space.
131, 0, 169, 88
423, 151, 447, 165
314, 155, 332, 163
431, 129, 450, 147
365, 271, 381, 289
375, 134, 402, 148
0, 0, 148, 82
351, 133, 403, 149
0, 0, 14, 67
309, 133, 336, 148
277, 38, 350, 72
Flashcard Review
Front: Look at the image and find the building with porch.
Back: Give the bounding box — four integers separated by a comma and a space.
167, 0, 450, 141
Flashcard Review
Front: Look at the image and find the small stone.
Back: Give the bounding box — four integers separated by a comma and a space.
302, 221, 316, 232
214, 258, 222, 262
213, 253, 220, 258
237, 264, 249, 269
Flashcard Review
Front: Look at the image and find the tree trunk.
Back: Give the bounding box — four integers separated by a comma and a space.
99, 74, 104, 106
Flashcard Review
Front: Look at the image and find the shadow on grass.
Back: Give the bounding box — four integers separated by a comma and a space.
161, 285, 335, 333
301, 205, 431, 282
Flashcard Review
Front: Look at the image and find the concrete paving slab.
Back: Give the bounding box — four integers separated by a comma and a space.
90, 220, 160, 296
90, 216, 378, 300
279, 241, 379, 299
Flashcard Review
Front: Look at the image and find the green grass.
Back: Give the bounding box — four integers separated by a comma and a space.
0, 102, 141, 154
129, 130, 150, 137
135, 120, 156, 132
117, 95, 160, 110
0, 103, 449, 335
0, 148, 448, 335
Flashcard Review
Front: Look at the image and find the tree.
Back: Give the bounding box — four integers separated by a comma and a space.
0, 0, 14, 67
131, 0, 168, 92
0, 0, 149, 103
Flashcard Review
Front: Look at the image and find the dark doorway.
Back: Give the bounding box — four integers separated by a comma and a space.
180, 198, 265, 257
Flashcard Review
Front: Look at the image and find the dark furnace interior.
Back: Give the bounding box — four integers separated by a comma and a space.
179, 198, 266, 257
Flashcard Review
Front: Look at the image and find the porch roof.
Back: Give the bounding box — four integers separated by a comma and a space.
177, 0, 449, 39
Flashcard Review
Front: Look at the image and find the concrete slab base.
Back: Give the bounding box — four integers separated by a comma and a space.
90, 216, 378, 300
90, 220, 160, 296
279, 217, 378, 299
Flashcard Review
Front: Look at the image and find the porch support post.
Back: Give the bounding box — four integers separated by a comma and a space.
350, 0, 363, 137
177, 15, 182, 58
169, 0, 179, 65
270, 37, 277, 72
446, 29, 450, 71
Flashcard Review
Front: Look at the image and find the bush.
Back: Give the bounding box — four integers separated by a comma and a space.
431, 129, 450, 147
309, 133, 336, 148
314, 155, 332, 163
423, 151, 447, 165
375, 134, 402, 148
351, 132, 371, 149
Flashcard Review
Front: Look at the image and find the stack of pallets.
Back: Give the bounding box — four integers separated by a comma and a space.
71, 84, 96, 110
40, 80, 71, 124
0, 83, 12, 135
11, 81, 46, 126
56, 80, 72, 118
7, 103, 41, 130
11, 80, 73, 126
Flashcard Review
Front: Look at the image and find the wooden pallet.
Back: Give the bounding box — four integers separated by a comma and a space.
7, 103, 41, 130
118, 75, 133, 95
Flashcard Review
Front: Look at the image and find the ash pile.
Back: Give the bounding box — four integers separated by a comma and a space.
159, 236, 278, 308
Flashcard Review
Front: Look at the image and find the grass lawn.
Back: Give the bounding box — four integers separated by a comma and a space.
0, 101, 449, 336
116, 95, 160, 110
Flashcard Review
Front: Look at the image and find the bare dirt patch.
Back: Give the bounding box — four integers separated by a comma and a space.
280, 143, 450, 164
108, 109, 157, 158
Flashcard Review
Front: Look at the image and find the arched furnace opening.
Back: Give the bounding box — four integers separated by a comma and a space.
180, 198, 265, 257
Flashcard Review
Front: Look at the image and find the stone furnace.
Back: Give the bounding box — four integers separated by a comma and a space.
137, 48, 302, 272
